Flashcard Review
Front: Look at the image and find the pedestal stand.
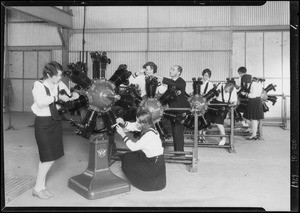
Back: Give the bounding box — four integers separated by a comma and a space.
68, 133, 130, 199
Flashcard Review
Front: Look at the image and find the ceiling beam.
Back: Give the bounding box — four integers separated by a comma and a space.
6, 6, 73, 29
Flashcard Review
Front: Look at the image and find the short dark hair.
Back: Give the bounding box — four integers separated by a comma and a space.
42, 61, 63, 79
143, 61, 157, 73
202, 69, 211, 77
238, 66, 247, 74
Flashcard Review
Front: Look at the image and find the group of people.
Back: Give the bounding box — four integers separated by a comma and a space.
31, 61, 264, 198
196, 66, 265, 145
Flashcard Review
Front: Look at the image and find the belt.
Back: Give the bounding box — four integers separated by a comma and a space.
148, 155, 163, 163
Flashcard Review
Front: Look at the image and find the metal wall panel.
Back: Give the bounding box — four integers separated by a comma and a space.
51, 50, 62, 65
37, 51, 51, 79
8, 23, 61, 46
149, 6, 231, 28
71, 6, 231, 30
10, 79, 23, 111
70, 31, 231, 52
148, 31, 231, 51
264, 32, 282, 78
246, 32, 263, 77
69, 33, 147, 51
282, 31, 290, 79
71, 6, 148, 29
232, 32, 246, 77
24, 51, 38, 79
8, 51, 23, 78
232, 1, 289, 26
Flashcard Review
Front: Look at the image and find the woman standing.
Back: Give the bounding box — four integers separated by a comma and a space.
115, 109, 166, 191
31, 61, 79, 199
242, 77, 264, 140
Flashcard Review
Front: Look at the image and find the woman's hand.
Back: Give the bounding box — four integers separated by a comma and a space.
115, 125, 126, 138
70, 92, 80, 100
58, 94, 71, 102
116, 117, 125, 125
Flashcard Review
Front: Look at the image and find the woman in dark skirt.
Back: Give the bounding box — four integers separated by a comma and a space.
115, 109, 166, 191
207, 80, 238, 145
242, 77, 264, 140
31, 61, 79, 199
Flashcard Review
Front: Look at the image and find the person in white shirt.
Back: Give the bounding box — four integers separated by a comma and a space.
208, 80, 238, 145
128, 61, 167, 98
31, 61, 79, 199
114, 109, 166, 191
198, 69, 214, 142
200, 69, 214, 96
242, 77, 264, 140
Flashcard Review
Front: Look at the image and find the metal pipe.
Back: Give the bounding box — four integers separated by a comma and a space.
165, 159, 192, 164
164, 151, 192, 155
229, 105, 235, 152
81, 6, 86, 63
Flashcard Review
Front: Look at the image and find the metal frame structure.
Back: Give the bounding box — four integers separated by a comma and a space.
162, 106, 236, 172
262, 93, 290, 130
109, 105, 236, 173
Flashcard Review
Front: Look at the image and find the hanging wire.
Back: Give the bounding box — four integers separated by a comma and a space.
82, 6, 86, 63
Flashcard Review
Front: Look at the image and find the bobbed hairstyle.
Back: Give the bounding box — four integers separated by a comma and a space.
143, 61, 157, 74
41, 61, 63, 80
237, 66, 247, 74
202, 68, 212, 78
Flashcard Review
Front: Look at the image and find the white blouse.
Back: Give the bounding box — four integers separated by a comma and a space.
31, 80, 71, 116
129, 74, 167, 97
215, 83, 238, 104
200, 80, 214, 96
122, 128, 164, 158
248, 81, 263, 99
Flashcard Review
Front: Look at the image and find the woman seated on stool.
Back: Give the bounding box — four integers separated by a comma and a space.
208, 79, 238, 145
114, 109, 166, 191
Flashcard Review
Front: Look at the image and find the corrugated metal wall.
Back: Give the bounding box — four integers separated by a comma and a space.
72, 6, 148, 29
232, 1, 289, 26
148, 6, 231, 27
8, 23, 61, 46
5, 2, 291, 118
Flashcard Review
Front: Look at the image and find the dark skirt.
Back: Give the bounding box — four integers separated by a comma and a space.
120, 151, 166, 191
244, 97, 264, 120
34, 116, 64, 162
207, 100, 229, 125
